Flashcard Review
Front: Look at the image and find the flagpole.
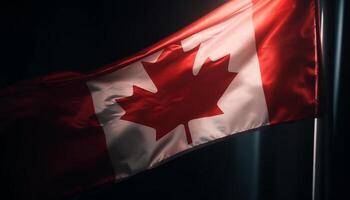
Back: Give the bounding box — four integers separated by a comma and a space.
313, 0, 345, 200
312, 1, 322, 199
313, 0, 330, 199
312, 0, 324, 198
312, 118, 318, 200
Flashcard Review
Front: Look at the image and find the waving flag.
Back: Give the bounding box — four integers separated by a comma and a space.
0, 0, 318, 198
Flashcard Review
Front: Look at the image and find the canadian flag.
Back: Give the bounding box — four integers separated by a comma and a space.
0, 0, 317, 198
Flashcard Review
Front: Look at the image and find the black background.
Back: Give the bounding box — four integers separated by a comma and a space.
1, 0, 348, 200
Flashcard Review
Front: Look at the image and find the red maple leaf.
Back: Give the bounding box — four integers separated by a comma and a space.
116, 44, 237, 144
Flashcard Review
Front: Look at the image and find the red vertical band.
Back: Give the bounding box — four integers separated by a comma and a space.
252, 0, 317, 124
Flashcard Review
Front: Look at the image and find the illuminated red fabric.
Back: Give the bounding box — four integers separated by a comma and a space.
252, 0, 317, 124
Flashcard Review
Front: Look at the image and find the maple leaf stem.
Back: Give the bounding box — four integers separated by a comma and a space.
184, 123, 193, 144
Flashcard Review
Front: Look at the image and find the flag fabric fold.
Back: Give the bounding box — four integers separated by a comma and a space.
0, 0, 317, 198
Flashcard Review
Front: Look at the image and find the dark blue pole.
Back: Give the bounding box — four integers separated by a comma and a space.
314, 0, 346, 200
